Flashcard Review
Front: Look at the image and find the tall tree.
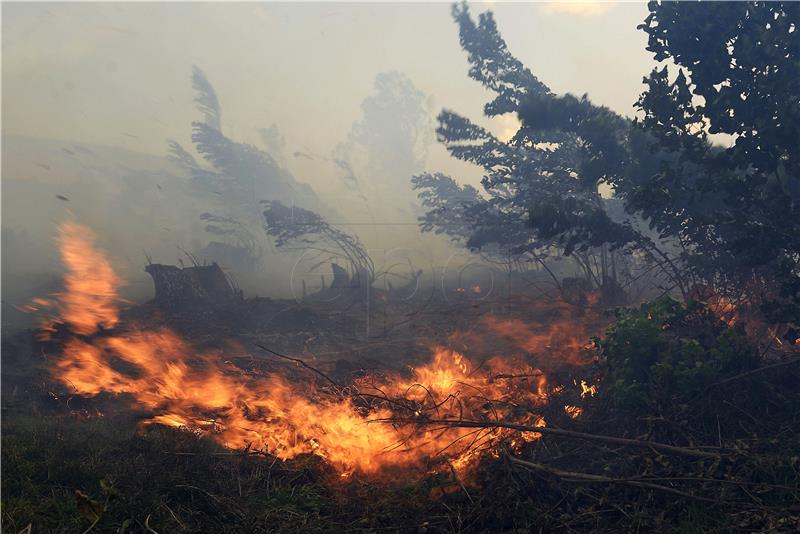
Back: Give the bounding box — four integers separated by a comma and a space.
416, 1, 799, 318
628, 1, 800, 318
167, 66, 326, 270
413, 3, 645, 299
335, 71, 432, 218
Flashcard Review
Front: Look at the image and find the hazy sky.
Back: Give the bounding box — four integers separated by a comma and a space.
2, 1, 661, 307
3, 1, 654, 170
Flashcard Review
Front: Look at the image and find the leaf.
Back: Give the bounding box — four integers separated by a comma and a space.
75, 490, 104, 522
191, 66, 222, 131
100, 478, 118, 499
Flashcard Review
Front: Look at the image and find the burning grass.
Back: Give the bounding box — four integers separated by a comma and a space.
31, 221, 601, 479
5, 219, 799, 532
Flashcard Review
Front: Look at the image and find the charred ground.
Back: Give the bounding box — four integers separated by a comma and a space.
4, 1, 800, 532
2, 266, 799, 532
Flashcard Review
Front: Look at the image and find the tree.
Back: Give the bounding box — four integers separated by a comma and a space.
262, 201, 374, 286
628, 1, 800, 320
412, 3, 647, 301
416, 1, 799, 320
167, 66, 326, 271
335, 71, 432, 218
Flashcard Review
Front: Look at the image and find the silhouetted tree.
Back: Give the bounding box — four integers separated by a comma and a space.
419, 1, 799, 321
626, 1, 800, 320
167, 66, 326, 270
335, 71, 432, 217
191, 65, 222, 132
262, 200, 374, 285
413, 3, 643, 300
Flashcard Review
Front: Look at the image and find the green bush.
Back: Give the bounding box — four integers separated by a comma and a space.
599, 296, 758, 413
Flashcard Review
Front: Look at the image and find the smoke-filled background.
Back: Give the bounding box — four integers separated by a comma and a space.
2, 1, 652, 330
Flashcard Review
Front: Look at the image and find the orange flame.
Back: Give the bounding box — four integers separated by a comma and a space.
43, 221, 597, 477
56, 221, 122, 335
468, 312, 601, 370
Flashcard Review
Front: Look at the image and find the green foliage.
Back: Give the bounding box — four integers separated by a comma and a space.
418, 2, 800, 317
600, 296, 758, 412
412, 2, 647, 302
450, 2, 548, 117
631, 1, 800, 309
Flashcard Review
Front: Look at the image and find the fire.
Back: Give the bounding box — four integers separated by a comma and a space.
580, 379, 597, 398
33, 221, 123, 340
54, 221, 123, 335
40, 221, 596, 478
708, 295, 738, 327
400, 347, 471, 397
473, 311, 602, 369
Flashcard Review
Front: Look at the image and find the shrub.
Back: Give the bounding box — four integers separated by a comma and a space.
599, 296, 758, 413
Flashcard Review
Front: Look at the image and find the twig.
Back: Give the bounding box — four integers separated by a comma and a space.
626, 476, 800, 494
506, 455, 715, 502
253, 343, 342, 388
377, 418, 721, 459
162, 451, 254, 457
447, 461, 475, 504
491, 372, 544, 380
705, 358, 800, 391
159, 503, 185, 531
144, 514, 159, 534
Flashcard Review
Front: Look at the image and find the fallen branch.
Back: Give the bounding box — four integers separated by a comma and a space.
624, 476, 800, 494
253, 343, 342, 388
705, 357, 800, 391
377, 418, 721, 459
491, 372, 544, 381
506, 455, 715, 502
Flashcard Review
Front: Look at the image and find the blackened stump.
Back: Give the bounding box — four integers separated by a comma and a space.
145, 263, 240, 306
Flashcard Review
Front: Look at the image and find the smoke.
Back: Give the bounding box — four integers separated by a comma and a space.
1, 68, 460, 322
2, 2, 652, 329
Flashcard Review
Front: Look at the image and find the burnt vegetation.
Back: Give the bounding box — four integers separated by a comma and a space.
3, 2, 800, 533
